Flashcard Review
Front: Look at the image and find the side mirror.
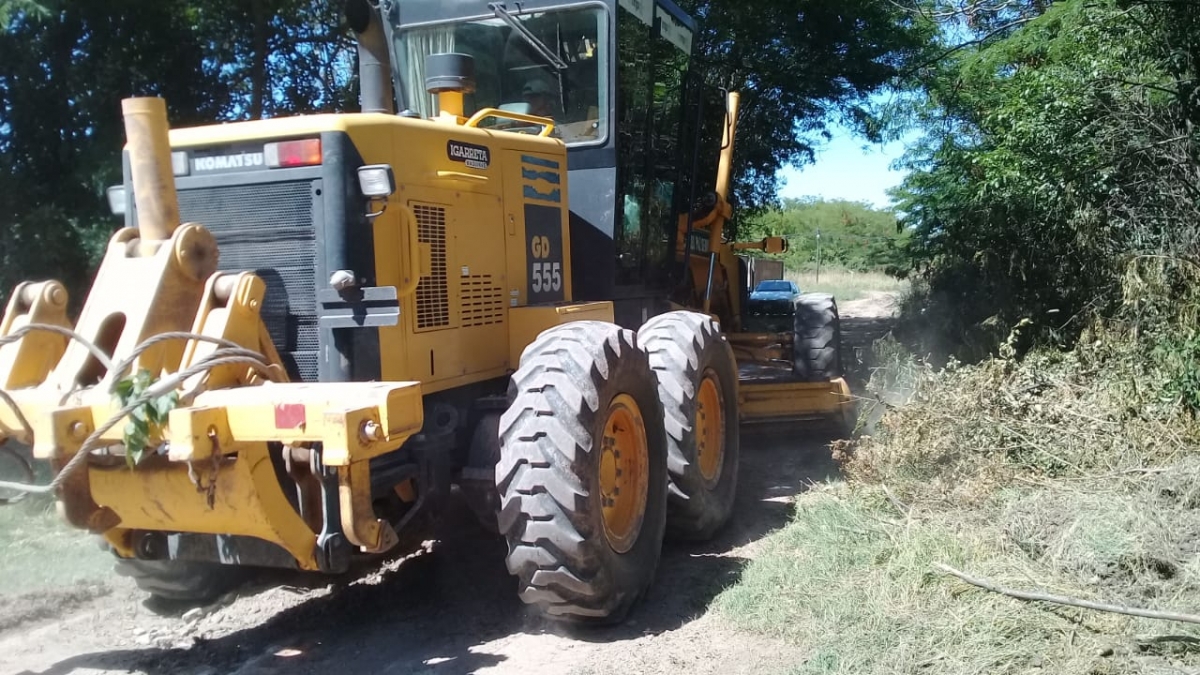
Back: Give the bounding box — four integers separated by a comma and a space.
762, 236, 788, 255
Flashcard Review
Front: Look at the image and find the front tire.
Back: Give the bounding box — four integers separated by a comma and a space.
114, 558, 246, 604
793, 293, 843, 382
497, 321, 668, 624
640, 311, 740, 541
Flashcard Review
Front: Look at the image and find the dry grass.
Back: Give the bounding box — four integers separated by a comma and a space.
0, 451, 112, 596
717, 333, 1200, 674
849, 334, 1195, 503
0, 495, 113, 595
718, 480, 1200, 674
785, 268, 908, 302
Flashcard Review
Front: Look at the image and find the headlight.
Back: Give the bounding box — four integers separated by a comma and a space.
106, 185, 126, 216
357, 164, 396, 198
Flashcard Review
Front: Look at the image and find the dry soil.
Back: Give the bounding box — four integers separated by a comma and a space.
0, 298, 896, 675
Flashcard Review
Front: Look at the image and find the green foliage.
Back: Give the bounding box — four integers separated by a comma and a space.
0, 0, 936, 309
743, 197, 908, 272
676, 0, 938, 213
782, 326, 1200, 673
0, 0, 356, 310
113, 369, 177, 468
0, 0, 45, 29
1152, 333, 1200, 414
891, 0, 1200, 358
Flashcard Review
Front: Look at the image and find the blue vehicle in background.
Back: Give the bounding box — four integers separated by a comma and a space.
749, 279, 801, 302
741, 276, 841, 383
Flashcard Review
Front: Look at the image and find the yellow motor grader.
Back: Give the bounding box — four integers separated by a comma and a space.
0, 0, 851, 624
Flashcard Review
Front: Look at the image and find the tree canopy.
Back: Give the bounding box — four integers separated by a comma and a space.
678, 0, 935, 209
745, 197, 907, 272
0, 0, 356, 302
890, 0, 1200, 355
0, 0, 933, 302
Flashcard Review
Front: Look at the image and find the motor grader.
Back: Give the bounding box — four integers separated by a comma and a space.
0, 0, 851, 624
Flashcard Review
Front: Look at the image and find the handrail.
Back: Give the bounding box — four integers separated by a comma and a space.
464, 108, 555, 137
397, 204, 422, 298
435, 170, 489, 183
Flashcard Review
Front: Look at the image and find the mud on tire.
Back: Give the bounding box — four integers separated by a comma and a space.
497, 321, 668, 624
793, 293, 843, 382
640, 311, 740, 541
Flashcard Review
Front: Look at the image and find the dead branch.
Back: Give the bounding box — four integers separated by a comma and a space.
935, 563, 1200, 625
881, 483, 912, 517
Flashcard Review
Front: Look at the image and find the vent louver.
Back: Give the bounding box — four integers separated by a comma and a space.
413, 204, 450, 330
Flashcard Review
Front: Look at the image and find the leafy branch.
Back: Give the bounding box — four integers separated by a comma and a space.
113, 369, 178, 469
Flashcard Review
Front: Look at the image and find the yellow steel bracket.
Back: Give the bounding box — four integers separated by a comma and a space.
171, 382, 423, 455
180, 271, 288, 394
339, 461, 399, 553
323, 406, 397, 551
166, 383, 424, 555
167, 406, 231, 462
0, 281, 71, 390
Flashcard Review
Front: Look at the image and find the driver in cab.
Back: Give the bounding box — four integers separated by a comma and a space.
522, 78, 556, 119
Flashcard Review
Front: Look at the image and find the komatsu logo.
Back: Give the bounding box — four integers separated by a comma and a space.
192, 152, 265, 173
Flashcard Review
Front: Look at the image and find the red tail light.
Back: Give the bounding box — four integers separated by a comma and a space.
265, 138, 322, 168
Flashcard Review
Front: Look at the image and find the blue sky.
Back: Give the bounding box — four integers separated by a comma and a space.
777, 123, 910, 209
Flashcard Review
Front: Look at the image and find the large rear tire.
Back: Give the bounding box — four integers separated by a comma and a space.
640, 311, 740, 541
497, 321, 668, 624
793, 293, 843, 382
114, 558, 246, 604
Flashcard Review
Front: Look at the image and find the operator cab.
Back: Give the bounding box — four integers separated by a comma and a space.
392, 3, 607, 144
382, 0, 719, 326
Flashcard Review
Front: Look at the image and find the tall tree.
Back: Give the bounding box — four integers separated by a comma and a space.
891, 0, 1200, 353
0, 0, 358, 304
681, 0, 936, 214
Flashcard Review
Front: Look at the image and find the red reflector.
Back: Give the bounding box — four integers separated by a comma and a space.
265, 138, 321, 168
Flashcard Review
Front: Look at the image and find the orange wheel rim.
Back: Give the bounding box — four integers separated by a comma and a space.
696, 370, 725, 485
599, 394, 650, 554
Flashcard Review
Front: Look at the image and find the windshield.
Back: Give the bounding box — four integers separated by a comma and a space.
755, 281, 793, 292
395, 7, 608, 146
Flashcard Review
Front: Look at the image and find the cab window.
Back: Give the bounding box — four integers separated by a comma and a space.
396, 7, 608, 146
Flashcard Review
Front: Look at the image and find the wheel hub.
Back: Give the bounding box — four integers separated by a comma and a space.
599, 394, 649, 554
696, 370, 725, 485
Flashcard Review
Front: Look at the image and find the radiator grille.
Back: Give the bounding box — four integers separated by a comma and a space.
461, 275, 505, 327
177, 181, 318, 381
413, 204, 450, 330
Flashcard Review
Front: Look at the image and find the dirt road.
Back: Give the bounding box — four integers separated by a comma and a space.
0, 300, 895, 675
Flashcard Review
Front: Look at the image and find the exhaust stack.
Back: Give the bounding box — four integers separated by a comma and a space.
121, 97, 180, 243
424, 53, 476, 120
346, 0, 395, 115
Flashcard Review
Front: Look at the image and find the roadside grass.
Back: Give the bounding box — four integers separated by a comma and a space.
784, 268, 908, 302
0, 452, 112, 596
717, 482, 1200, 674
716, 336, 1200, 674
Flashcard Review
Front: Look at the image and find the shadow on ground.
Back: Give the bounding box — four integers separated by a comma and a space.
19, 427, 842, 675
